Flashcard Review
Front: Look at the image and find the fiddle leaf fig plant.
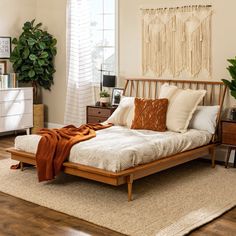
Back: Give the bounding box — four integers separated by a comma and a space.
10, 19, 57, 103
222, 57, 236, 99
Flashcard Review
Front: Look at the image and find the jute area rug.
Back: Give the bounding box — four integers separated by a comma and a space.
0, 158, 235, 236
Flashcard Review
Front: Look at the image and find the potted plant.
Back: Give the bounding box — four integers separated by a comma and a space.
222, 57, 236, 120
99, 90, 110, 106
10, 19, 57, 133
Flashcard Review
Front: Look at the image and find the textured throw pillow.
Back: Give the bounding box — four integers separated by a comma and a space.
189, 105, 220, 134
159, 83, 206, 133
106, 96, 134, 126
131, 98, 168, 131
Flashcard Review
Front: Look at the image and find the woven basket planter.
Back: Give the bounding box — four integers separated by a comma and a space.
31, 104, 44, 134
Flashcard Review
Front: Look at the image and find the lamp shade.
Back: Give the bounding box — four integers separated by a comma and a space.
103, 75, 116, 87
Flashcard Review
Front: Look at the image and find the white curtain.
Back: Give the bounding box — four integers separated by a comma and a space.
64, 0, 94, 126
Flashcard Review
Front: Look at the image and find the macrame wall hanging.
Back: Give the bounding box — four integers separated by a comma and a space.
142, 5, 212, 78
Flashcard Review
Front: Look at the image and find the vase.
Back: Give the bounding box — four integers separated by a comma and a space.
31, 104, 44, 134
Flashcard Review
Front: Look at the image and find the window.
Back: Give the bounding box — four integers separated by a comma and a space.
89, 0, 116, 84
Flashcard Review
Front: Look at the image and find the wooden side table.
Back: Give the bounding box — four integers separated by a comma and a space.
221, 118, 236, 168
86, 106, 116, 124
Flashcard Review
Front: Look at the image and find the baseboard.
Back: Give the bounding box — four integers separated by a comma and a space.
45, 122, 64, 129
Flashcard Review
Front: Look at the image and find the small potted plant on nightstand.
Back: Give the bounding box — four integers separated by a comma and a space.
10, 19, 57, 133
99, 90, 110, 107
222, 57, 236, 120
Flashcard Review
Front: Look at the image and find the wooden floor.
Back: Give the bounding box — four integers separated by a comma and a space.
0, 135, 235, 236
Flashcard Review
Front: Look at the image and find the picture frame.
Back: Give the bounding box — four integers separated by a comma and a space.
111, 88, 124, 106
0, 61, 6, 74
0, 37, 11, 59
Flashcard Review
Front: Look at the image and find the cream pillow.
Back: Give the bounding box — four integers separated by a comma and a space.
106, 96, 134, 126
166, 89, 206, 132
159, 84, 206, 133
159, 83, 178, 100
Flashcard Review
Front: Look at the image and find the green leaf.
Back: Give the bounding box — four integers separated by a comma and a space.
222, 79, 231, 87
51, 38, 57, 46
27, 38, 36, 46
227, 59, 236, 67
23, 21, 31, 31
23, 48, 30, 59
39, 42, 46, 49
35, 23, 42, 29
29, 54, 37, 61
28, 70, 35, 78
12, 38, 18, 44
38, 59, 45, 66
35, 31, 42, 38
40, 52, 48, 58
21, 65, 31, 71
30, 19, 35, 26
51, 48, 57, 56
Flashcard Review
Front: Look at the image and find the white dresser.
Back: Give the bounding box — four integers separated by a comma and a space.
0, 88, 33, 134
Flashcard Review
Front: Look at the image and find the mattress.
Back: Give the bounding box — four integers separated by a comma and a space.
14, 126, 212, 172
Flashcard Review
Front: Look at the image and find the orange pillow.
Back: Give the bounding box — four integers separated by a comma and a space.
131, 98, 168, 131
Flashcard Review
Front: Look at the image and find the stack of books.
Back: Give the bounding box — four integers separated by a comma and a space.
0, 73, 18, 89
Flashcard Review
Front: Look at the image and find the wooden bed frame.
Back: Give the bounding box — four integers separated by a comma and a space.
7, 78, 227, 201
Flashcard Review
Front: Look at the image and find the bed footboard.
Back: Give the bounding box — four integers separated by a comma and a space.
6, 143, 217, 201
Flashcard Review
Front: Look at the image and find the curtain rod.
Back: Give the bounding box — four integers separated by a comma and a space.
140, 5, 212, 11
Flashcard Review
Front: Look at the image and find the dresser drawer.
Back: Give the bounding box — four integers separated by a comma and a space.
87, 107, 111, 117
0, 88, 33, 102
87, 116, 108, 123
222, 122, 236, 145
0, 99, 33, 116
0, 114, 33, 132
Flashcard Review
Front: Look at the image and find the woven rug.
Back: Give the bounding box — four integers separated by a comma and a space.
0, 158, 235, 236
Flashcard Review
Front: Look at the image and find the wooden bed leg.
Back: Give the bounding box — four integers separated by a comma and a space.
210, 147, 216, 168
20, 162, 24, 171
127, 174, 133, 202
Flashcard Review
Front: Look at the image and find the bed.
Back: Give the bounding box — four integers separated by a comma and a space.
7, 78, 227, 201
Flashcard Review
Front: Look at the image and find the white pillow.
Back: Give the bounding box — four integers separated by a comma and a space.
159, 84, 206, 133
189, 106, 220, 134
106, 96, 134, 126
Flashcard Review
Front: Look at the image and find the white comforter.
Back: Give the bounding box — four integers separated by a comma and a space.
15, 126, 212, 172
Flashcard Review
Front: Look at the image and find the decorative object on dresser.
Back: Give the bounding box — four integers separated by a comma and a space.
0, 37, 11, 59
0, 61, 6, 74
9, 19, 57, 134
0, 88, 33, 134
221, 115, 236, 168
86, 105, 116, 124
99, 90, 110, 107
111, 88, 124, 106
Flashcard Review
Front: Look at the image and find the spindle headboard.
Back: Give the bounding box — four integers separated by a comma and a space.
123, 78, 227, 140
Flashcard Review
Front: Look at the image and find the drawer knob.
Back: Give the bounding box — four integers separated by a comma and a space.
98, 111, 101, 114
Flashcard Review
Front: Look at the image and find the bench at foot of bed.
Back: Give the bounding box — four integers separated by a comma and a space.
7, 144, 217, 201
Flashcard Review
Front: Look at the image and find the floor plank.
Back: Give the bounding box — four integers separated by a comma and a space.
0, 135, 235, 236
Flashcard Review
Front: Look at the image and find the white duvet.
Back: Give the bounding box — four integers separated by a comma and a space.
15, 126, 212, 172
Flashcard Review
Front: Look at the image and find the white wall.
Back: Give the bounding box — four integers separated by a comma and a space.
35, 0, 67, 125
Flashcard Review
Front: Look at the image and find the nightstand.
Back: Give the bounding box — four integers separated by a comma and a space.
221, 117, 236, 168
86, 106, 116, 124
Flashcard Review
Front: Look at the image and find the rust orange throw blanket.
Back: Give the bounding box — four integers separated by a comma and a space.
36, 123, 111, 182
